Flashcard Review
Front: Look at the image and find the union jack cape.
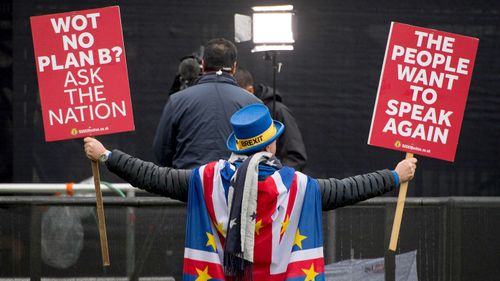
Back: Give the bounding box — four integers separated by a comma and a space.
183, 160, 325, 281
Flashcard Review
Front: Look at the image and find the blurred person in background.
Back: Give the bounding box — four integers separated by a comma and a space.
234, 67, 307, 171
168, 55, 202, 95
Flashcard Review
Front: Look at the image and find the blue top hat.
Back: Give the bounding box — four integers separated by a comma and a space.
227, 103, 284, 154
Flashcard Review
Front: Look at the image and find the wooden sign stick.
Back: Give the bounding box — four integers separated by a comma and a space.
91, 160, 110, 266
388, 152, 414, 252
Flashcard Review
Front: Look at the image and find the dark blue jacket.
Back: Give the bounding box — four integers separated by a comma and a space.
153, 72, 261, 168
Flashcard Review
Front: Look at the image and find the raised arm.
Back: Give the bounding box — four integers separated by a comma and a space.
84, 137, 191, 202
317, 158, 417, 211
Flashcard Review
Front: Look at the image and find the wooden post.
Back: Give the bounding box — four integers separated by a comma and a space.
388, 152, 414, 252
91, 160, 110, 266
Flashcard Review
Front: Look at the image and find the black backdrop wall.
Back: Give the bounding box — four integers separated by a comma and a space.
7, 0, 500, 196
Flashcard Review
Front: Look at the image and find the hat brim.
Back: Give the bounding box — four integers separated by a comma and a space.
227, 121, 284, 155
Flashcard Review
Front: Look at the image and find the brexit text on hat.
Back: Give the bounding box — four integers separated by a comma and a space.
235, 124, 276, 150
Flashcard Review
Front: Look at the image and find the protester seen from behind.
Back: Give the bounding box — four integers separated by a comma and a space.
85, 103, 417, 281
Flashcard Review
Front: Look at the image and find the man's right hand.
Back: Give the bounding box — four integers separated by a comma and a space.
394, 157, 418, 183
84, 137, 107, 162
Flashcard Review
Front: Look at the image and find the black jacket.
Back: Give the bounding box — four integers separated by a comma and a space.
106, 150, 396, 211
254, 84, 307, 171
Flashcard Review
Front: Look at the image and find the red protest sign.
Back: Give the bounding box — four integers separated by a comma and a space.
31, 6, 134, 142
368, 22, 478, 162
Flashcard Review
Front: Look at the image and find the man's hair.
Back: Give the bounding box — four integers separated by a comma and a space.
203, 38, 237, 71
234, 67, 254, 88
